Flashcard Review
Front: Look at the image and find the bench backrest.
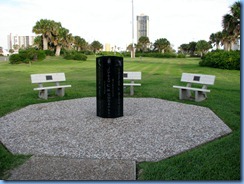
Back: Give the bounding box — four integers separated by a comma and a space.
124, 72, 141, 80
31, 73, 66, 84
181, 73, 215, 85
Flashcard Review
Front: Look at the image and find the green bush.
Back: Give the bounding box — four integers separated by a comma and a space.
136, 52, 177, 58
98, 51, 123, 57
9, 54, 21, 64
199, 50, 240, 70
177, 54, 186, 58
63, 51, 87, 61
73, 53, 87, 61
44, 50, 55, 56
9, 48, 46, 64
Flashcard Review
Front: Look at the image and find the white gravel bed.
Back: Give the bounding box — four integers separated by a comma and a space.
0, 97, 232, 162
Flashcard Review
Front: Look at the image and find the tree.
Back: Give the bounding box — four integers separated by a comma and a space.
90, 41, 103, 53
32, 19, 58, 50
196, 40, 212, 57
34, 36, 43, 49
222, 1, 240, 50
209, 32, 222, 50
178, 44, 189, 54
154, 38, 170, 53
74, 36, 88, 51
188, 42, 197, 56
52, 27, 73, 56
137, 36, 150, 52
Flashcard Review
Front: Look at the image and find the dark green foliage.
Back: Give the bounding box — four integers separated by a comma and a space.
122, 52, 185, 58
199, 50, 240, 70
44, 50, 55, 56
9, 54, 22, 64
136, 52, 177, 58
9, 48, 46, 64
177, 53, 186, 58
97, 51, 123, 57
63, 50, 87, 61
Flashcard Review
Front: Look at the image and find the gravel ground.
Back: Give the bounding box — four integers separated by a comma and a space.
0, 97, 232, 162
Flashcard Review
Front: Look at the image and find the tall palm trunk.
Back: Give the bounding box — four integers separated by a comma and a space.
42, 35, 48, 50
55, 45, 62, 56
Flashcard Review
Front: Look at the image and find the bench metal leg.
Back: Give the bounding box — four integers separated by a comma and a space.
38, 89, 48, 100
179, 89, 191, 100
56, 88, 65, 97
195, 91, 207, 102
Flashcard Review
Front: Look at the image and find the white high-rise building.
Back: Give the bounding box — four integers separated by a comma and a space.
7, 33, 36, 50
137, 14, 149, 41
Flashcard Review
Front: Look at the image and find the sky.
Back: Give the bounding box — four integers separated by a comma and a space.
0, 0, 237, 51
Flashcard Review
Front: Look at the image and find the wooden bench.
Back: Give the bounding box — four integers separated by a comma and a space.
173, 73, 215, 102
31, 73, 71, 100
123, 71, 141, 96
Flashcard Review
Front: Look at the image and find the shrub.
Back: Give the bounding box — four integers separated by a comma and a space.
177, 54, 186, 58
44, 50, 55, 56
136, 52, 177, 58
199, 50, 240, 70
63, 51, 87, 61
9, 48, 46, 64
9, 54, 21, 64
73, 53, 87, 61
98, 51, 123, 57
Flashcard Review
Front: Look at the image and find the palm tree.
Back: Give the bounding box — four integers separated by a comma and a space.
74, 36, 88, 51
52, 27, 73, 56
34, 36, 43, 49
90, 41, 103, 53
222, 1, 240, 50
154, 38, 170, 53
138, 36, 150, 52
196, 40, 212, 57
178, 44, 189, 54
32, 19, 57, 50
209, 32, 222, 50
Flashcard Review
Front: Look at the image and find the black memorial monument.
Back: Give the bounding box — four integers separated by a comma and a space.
96, 56, 123, 118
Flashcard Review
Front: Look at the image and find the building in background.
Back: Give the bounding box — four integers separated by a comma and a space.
137, 14, 149, 41
104, 43, 111, 51
7, 33, 36, 50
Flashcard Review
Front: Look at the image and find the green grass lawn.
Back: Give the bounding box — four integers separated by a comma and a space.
0, 55, 240, 180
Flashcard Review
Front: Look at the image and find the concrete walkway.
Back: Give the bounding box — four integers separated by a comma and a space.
8, 156, 136, 180
0, 97, 232, 180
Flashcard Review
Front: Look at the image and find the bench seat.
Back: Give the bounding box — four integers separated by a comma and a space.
173, 85, 210, 92
34, 85, 72, 91
173, 73, 215, 102
123, 83, 141, 86
31, 73, 71, 99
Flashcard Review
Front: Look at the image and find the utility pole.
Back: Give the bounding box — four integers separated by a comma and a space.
131, 0, 135, 58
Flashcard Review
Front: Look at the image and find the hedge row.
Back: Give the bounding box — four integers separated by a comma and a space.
199, 50, 240, 70
63, 51, 87, 61
122, 52, 186, 58
9, 48, 46, 64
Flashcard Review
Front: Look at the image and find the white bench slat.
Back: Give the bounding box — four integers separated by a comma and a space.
123, 83, 141, 86
173, 85, 210, 92
181, 73, 215, 85
31, 73, 66, 83
34, 85, 72, 91
124, 71, 141, 80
